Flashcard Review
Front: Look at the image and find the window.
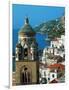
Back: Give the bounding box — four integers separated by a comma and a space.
52, 44, 54, 48
48, 78, 50, 80
24, 48, 28, 59
44, 71, 46, 76
47, 48, 48, 51
21, 67, 31, 84
52, 74, 54, 78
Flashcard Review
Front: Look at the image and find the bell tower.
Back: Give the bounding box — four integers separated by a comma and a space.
14, 17, 39, 85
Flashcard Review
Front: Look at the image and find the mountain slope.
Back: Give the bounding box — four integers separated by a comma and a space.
34, 16, 65, 40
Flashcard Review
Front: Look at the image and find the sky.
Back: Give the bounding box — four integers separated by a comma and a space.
12, 4, 65, 29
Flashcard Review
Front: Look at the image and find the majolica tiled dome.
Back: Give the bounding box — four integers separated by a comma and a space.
19, 17, 35, 36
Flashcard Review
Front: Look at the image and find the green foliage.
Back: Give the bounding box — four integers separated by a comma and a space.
34, 16, 65, 40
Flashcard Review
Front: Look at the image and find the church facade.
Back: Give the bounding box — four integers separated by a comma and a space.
12, 18, 39, 85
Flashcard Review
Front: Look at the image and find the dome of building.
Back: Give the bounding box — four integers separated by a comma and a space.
19, 17, 35, 36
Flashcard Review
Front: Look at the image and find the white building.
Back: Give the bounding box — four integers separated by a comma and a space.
50, 35, 65, 49
39, 63, 65, 84
40, 35, 65, 84
39, 65, 57, 84
41, 35, 65, 65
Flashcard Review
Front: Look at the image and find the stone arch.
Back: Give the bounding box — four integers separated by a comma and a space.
20, 65, 32, 85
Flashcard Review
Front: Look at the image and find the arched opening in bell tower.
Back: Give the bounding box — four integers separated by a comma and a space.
20, 66, 32, 85
23, 44, 28, 60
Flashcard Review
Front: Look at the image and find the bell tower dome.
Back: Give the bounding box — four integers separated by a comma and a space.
15, 17, 39, 61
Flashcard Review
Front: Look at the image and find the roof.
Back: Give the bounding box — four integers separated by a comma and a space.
52, 37, 61, 42
39, 62, 47, 68
52, 38, 58, 41
19, 18, 35, 36
48, 63, 65, 70
47, 55, 64, 62
49, 79, 58, 83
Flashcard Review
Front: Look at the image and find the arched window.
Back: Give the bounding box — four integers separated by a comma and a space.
52, 74, 54, 78
24, 44, 28, 59
44, 71, 46, 77
20, 66, 32, 85
24, 48, 28, 57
